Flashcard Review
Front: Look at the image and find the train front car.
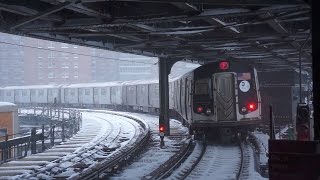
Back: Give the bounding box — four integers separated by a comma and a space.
191, 61, 261, 140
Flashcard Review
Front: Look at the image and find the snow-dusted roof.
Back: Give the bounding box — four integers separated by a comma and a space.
1, 84, 63, 90
64, 81, 124, 88
0, 102, 17, 112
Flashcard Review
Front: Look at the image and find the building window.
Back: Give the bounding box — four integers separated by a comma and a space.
48, 72, 54, 79
48, 60, 55, 68
0, 128, 7, 136
48, 42, 55, 49
48, 52, 54, 58
61, 43, 69, 48
74, 75, 78, 79
6, 92, 11, 96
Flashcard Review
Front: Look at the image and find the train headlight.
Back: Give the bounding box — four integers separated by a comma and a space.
205, 108, 212, 115
241, 107, 247, 112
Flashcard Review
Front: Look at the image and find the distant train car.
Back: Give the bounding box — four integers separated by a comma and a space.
172, 61, 261, 138
62, 86, 79, 106
1, 88, 16, 103
2, 61, 260, 139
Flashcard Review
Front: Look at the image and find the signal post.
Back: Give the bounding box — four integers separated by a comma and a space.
158, 58, 177, 147
268, 2, 320, 179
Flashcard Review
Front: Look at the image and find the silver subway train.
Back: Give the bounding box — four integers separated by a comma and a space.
0, 61, 261, 137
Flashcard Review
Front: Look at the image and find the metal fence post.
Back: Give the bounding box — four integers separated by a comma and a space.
42, 124, 45, 152
31, 128, 36, 154
51, 125, 55, 146
3, 134, 9, 161
62, 118, 65, 142
269, 105, 276, 140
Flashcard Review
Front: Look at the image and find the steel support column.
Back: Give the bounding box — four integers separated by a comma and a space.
312, 1, 320, 140
158, 58, 176, 137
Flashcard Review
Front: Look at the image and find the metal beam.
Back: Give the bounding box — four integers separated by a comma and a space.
40, 0, 111, 19
0, 3, 63, 22
10, 0, 77, 30
81, 0, 305, 6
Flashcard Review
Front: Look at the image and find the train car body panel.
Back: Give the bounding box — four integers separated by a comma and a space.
93, 87, 111, 105
137, 84, 149, 107
48, 88, 61, 104
79, 88, 94, 105
148, 83, 159, 108
110, 86, 123, 105
64, 88, 79, 104
3, 89, 15, 103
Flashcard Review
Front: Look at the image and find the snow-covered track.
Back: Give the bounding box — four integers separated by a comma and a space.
177, 142, 241, 180
142, 139, 193, 180
166, 140, 206, 180
76, 111, 150, 180
0, 111, 150, 180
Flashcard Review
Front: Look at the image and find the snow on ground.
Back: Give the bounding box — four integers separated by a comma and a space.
245, 144, 268, 180
186, 145, 241, 180
252, 131, 269, 166
167, 141, 203, 180
106, 112, 189, 180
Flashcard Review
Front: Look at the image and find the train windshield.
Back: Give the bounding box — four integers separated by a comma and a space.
195, 79, 209, 95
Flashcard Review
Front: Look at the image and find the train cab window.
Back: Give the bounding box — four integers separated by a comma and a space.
195, 79, 209, 95
237, 73, 251, 81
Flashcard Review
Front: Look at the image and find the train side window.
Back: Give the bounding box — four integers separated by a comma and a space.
70, 89, 75, 96
38, 90, 44, 96
101, 89, 106, 95
22, 90, 27, 96
85, 89, 90, 95
94, 89, 99, 95
195, 79, 209, 95
48, 89, 53, 96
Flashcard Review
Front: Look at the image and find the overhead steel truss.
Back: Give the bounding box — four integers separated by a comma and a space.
0, 0, 311, 71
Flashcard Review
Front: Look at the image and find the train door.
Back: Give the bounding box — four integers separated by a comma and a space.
212, 73, 236, 121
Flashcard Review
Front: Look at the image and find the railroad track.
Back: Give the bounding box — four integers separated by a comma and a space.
163, 136, 264, 180
0, 111, 150, 180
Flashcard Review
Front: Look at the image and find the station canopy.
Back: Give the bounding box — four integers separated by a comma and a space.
0, 0, 311, 71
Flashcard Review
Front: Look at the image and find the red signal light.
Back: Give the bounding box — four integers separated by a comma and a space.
247, 103, 256, 111
219, 61, 229, 70
159, 124, 165, 133
197, 106, 204, 113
